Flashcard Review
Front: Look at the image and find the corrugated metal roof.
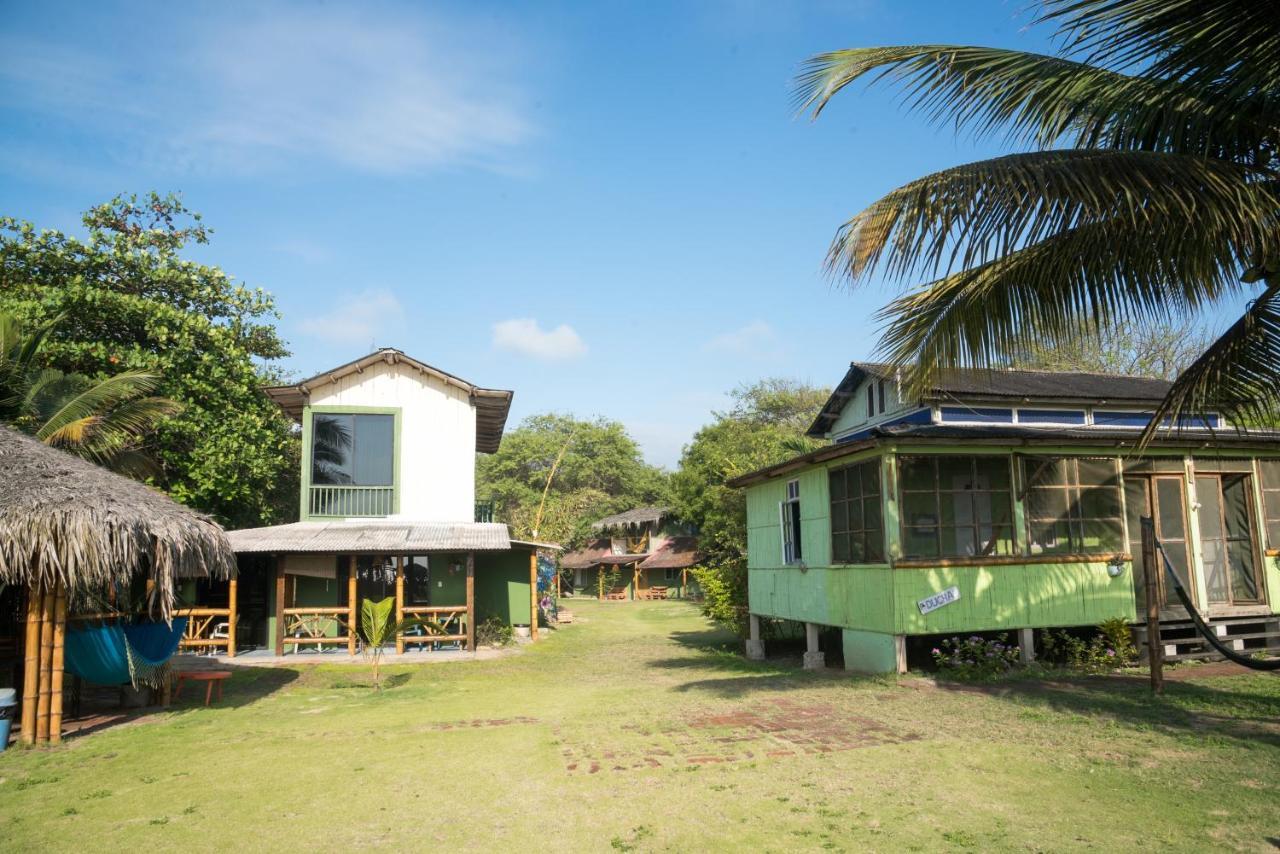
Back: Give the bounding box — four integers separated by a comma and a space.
227, 520, 513, 554
591, 506, 670, 530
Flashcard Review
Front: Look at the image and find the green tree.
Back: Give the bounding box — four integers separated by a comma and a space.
672, 379, 829, 634
795, 1, 1280, 438
1008, 318, 1214, 380
0, 312, 180, 476
0, 193, 298, 526
476, 413, 669, 547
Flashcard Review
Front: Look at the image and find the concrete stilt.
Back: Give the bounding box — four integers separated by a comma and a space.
802, 622, 825, 670
745, 614, 765, 661
1018, 628, 1035, 665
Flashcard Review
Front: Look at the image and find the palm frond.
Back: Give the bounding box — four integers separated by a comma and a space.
873, 216, 1250, 395
1142, 282, 1280, 443
33, 371, 162, 444
793, 45, 1268, 156
826, 149, 1278, 284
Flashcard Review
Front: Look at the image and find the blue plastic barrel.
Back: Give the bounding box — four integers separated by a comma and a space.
0, 687, 16, 751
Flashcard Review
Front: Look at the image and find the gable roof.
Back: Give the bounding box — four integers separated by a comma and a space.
591, 506, 671, 530
263, 348, 514, 453
807, 362, 1174, 437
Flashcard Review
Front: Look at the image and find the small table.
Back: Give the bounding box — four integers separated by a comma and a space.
174, 671, 232, 706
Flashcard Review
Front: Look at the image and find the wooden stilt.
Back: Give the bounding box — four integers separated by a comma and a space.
49, 582, 67, 744
36, 585, 55, 742
274, 559, 286, 657
347, 556, 358, 656
227, 576, 238, 658
465, 552, 475, 652
529, 551, 539, 641
20, 583, 42, 745
395, 555, 405, 655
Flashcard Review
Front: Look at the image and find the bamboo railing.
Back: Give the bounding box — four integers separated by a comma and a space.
281, 606, 355, 653
400, 605, 469, 650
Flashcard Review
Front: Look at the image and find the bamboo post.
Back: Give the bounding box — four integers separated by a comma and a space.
681, 568, 688, 599
347, 556, 358, 656
20, 583, 42, 744
227, 576, 238, 658
465, 552, 475, 652
49, 582, 67, 744
36, 585, 55, 742
632, 564, 640, 601
395, 555, 405, 655
529, 551, 539, 641
1141, 517, 1164, 696
274, 559, 286, 657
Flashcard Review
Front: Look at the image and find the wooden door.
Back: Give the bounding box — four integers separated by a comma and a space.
1196, 473, 1264, 606
1126, 474, 1195, 610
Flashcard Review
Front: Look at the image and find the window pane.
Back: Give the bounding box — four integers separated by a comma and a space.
1221, 475, 1253, 539
902, 492, 939, 527
1266, 490, 1280, 523
1081, 519, 1124, 552
353, 414, 395, 485
1026, 487, 1069, 521
940, 526, 978, 557
903, 526, 939, 558
829, 469, 846, 502
1079, 487, 1122, 520
900, 457, 935, 491
1025, 457, 1068, 488
1196, 476, 1223, 539
1155, 479, 1187, 540
850, 531, 866, 562
937, 457, 974, 490
974, 457, 1010, 490
846, 498, 863, 531
831, 533, 849, 564
312, 413, 354, 484
1261, 461, 1280, 491
1229, 547, 1260, 601
866, 533, 884, 563
978, 525, 1015, 556
1029, 521, 1072, 554
862, 462, 881, 496
1267, 520, 1280, 547
1077, 458, 1118, 487
863, 497, 883, 531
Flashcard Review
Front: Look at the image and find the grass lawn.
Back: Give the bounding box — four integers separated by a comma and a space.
2, 599, 1279, 852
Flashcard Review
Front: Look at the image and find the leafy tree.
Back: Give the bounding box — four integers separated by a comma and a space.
794, 1, 1280, 439
0, 193, 298, 526
476, 413, 669, 547
673, 379, 828, 634
0, 312, 180, 476
1008, 318, 1213, 380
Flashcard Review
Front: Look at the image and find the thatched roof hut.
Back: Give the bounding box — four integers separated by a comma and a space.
0, 425, 234, 615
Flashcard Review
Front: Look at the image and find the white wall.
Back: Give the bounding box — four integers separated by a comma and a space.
828, 375, 911, 440
310, 359, 477, 521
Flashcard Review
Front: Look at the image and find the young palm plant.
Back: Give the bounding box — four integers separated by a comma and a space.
0, 313, 180, 476
359, 597, 437, 690
794, 0, 1280, 438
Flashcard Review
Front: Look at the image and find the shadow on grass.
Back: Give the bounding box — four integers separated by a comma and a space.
935, 672, 1280, 749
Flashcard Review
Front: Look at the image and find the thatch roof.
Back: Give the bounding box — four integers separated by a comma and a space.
227, 520, 514, 554
0, 426, 234, 613
591, 506, 670, 531
560, 537, 613, 570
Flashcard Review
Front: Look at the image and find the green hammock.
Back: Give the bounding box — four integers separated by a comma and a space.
64, 618, 189, 690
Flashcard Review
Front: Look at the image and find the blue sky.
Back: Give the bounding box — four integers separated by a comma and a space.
2, 1, 1109, 466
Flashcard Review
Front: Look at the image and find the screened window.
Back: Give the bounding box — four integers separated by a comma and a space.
1261, 461, 1280, 548
866, 385, 875, 418
1022, 457, 1124, 555
877, 379, 886, 413
311, 413, 394, 485
899, 456, 1015, 559
829, 460, 884, 563
781, 479, 802, 565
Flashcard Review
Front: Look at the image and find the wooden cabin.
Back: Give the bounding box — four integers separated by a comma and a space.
731, 363, 1280, 673
188, 349, 551, 657
562, 507, 700, 600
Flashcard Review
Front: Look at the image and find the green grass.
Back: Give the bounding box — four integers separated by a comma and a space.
2, 600, 1279, 851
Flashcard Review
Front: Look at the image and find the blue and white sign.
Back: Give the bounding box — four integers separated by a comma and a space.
918, 586, 961, 615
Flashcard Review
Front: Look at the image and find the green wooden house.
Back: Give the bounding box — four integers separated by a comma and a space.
730, 363, 1280, 673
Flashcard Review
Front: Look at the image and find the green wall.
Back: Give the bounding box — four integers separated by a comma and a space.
475, 550, 534, 626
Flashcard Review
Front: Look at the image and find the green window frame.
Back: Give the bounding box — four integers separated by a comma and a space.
829, 459, 884, 563
1260, 460, 1280, 548
300, 405, 402, 520
898, 455, 1016, 559
1021, 456, 1124, 555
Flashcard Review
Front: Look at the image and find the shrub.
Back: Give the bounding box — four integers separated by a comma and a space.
476, 616, 514, 648
931, 634, 1021, 680
691, 563, 748, 636
1041, 621, 1136, 674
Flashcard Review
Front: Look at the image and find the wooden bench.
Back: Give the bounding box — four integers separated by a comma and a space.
639, 587, 668, 600
173, 670, 232, 706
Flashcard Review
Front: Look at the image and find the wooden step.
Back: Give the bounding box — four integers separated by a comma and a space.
1134, 614, 1280, 664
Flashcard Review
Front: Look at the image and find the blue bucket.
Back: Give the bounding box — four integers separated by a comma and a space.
0, 718, 10, 751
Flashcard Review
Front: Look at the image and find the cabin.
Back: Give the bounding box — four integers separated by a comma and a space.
730, 362, 1280, 673
183, 349, 551, 657
562, 507, 700, 600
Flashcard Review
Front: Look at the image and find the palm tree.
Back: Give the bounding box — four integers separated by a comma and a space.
794, 1, 1280, 438
0, 313, 180, 476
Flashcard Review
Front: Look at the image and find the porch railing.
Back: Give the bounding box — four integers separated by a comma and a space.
308, 485, 394, 518
282, 606, 356, 653
175, 607, 233, 654
400, 605, 469, 650
475, 499, 495, 523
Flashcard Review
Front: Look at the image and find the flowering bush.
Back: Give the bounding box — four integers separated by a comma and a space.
931, 634, 1021, 680
1042, 623, 1135, 674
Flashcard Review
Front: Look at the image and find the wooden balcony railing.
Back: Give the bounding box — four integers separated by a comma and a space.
475, 499, 495, 523
308, 484, 394, 518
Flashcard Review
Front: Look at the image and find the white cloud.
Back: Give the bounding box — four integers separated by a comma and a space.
492, 318, 587, 361
704, 320, 775, 354
298, 289, 406, 348
0, 6, 536, 176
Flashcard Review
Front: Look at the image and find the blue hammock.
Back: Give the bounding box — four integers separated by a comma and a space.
65, 618, 188, 689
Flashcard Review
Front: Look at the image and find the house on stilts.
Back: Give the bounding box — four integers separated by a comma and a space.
181, 349, 552, 657
731, 362, 1280, 673
562, 507, 700, 600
